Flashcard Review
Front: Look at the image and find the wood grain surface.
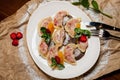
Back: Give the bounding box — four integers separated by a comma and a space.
0, 0, 29, 21
0, 0, 120, 80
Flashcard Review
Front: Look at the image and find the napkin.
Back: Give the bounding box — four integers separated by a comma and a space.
0, 0, 120, 80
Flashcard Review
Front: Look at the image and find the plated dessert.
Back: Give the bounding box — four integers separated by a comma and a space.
38, 11, 91, 70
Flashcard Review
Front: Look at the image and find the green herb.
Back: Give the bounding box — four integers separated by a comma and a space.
74, 28, 91, 38
72, 1, 81, 5
72, 0, 89, 8
72, 0, 112, 18
40, 27, 51, 44
83, 30, 91, 38
57, 64, 65, 70
41, 33, 51, 44
81, 0, 90, 9
91, 0, 99, 10
74, 28, 82, 38
51, 57, 57, 67
74, 27, 83, 34
41, 27, 46, 33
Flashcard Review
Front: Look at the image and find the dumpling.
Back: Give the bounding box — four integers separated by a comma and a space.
54, 11, 72, 28
77, 41, 88, 53
64, 43, 77, 65
38, 17, 52, 36
38, 40, 48, 59
65, 18, 81, 38
52, 28, 65, 47
47, 45, 58, 66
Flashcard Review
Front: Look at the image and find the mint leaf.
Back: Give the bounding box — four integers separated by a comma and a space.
51, 57, 57, 67
83, 30, 91, 38
40, 27, 51, 44
41, 27, 46, 33
74, 28, 91, 38
81, 0, 89, 9
91, 0, 99, 10
74, 28, 82, 38
72, 2, 81, 5
57, 64, 65, 70
45, 34, 51, 44
75, 34, 81, 38
74, 28, 83, 34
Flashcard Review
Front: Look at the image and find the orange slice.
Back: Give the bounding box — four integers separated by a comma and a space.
76, 23, 80, 28
58, 51, 64, 64
48, 22, 54, 33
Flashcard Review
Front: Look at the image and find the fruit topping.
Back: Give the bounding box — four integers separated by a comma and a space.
55, 56, 60, 64
79, 35, 87, 42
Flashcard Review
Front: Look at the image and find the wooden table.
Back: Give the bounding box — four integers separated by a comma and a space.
0, 0, 120, 80
0, 0, 29, 21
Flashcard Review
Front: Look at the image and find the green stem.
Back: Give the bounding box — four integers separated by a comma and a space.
89, 7, 101, 13
100, 11, 113, 19
89, 7, 112, 18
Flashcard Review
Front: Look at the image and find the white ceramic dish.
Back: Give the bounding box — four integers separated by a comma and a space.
26, 1, 100, 79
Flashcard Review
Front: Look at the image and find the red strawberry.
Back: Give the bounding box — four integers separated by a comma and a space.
55, 56, 60, 64
16, 32, 23, 39
10, 33, 17, 40
46, 29, 51, 34
12, 39, 19, 46
79, 35, 87, 42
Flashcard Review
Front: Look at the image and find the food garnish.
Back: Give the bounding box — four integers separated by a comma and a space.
76, 23, 81, 28
79, 35, 87, 42
51, 57, 65, 70
38, 11, 91, 70
58, 51, 64, 64
48, 22, 54, 33
40, 27, 51, 44
74, 28, 91, 38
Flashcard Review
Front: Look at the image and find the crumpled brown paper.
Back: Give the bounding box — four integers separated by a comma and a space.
0, 0, 120, 80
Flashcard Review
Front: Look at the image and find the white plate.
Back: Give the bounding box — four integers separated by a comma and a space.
26, 1, 100, 79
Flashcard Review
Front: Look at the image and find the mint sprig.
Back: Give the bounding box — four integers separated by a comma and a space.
40, 27, 51, 44
91, 0, 112, 18
72, 0, 112, 18
74, 28, 91, 38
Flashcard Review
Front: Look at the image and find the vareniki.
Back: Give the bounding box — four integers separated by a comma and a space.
38, 11, 91, 70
